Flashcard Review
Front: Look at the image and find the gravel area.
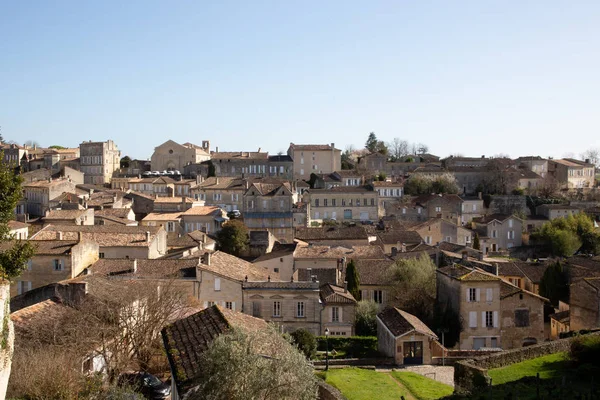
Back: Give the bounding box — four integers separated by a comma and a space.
394, 365, 455, 387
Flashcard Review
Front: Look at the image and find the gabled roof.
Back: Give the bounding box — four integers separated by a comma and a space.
377, 307, 437, 339
210, 151, 268, 160
412, 194, 463, 207
550, 310, 570, 324
8, 220, 29, 230
154, 196, 196, 204
473, 214, 520, 224
320, 283, 357, 304
308, 185, 374, 194
499, 280, 548, 302
294, 245, 386, 260
181, 206, 223, 216
354, 259, 395, 285
43, 209, 88, 220
247, 181, 293, 196
94, 208, 133, 219
142, 212, 182, 221
437, 264, 500, 282
195, 177, 246, 190
252, 243, 297, 262
289, 143, 339, 151
31, 225, 163, 247
376, 230, 423, 245
90, 258, 199, 278
161, 305, 267, 395
200, 251, 271, 282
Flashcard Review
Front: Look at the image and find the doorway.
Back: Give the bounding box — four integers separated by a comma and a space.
403, 341, 423, 365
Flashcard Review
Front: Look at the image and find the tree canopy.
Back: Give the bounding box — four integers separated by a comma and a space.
215, 220, 249, 256
354, 300, 378, 336
0, 152, 34, 280
533, 213, 600, 257
539, 262, 569, 306
195, 327, 317, 400
48, 145, 67, 150
404, 173, 459, 195
345, 259, 360, 301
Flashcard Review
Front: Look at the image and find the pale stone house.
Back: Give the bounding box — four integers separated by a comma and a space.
306, 185, 378, 224
79, 140, 121, 185
320, 283, 357, 336
373, 181, 404, 217
151, 140, 210, 172
472, 214, 523, 253
43, 209, 95, 226
570, 277, 600, 332
141, 212, 184, 235
548, 158, 595, 189
409, 218, 472, 247
8, 220, 29, 240
252, 244, 297, 281
23, 178, 77, 217
153, 196, 200, 213
436, 264, 547, 350
535, 204, 580, 220
243, 180, 295, 243
288, 143, 341, 180
180, 206, 227, 235
294, 226, 369, 247
355, 258, 395, 308
516, 156, 548, 178
10, 238, 99, 297
374, 230, 423, 255
191, 177, 246, 212
242, 280, 321, 335
377, 307, 442, 365
460, 196, 485, 225
211, 150, 269, 177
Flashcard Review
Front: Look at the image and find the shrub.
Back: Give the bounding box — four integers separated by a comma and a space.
570, 335, 600, 367
316, 336, 378, 358
290, 328, 317, 359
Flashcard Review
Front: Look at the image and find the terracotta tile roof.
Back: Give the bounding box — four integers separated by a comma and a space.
289, 143, 338, 151
472, 214, 516, 224
550, 310, 570, 324
32, 225, 163, 247
496, 262, 527, 277
355, 259, 395, 285
43, 209, 88, 220
201, 251, 271, 281
248, 181, 292, 196
437, 264, 500, 281
297, 268, 338, 285
195, 177, 246, 190
94, 208, 133, 219
268, 155, 293, 162
499, 280, 548, 301
23, 178, 73, 188
168, 231, 215, 248
154, 197, 196, 204
11, 298, 77, 337
210, 151, 268, 160
295, 226, 368, 241
181, 206, 223, 216
96, 215, 137, 225
50, 192, 81, 203
320, 283, 357, 304
0, 240, 79, 255
90, 258, 199, 278
376, 230, 423, 245
242, 281, 320, 289
294, 245, 386, 260
332, 170, 361, 178
161, 305, 267, 394
252, 243, 297, 262
513, 262, 549, 283
552, 158, 592, 168
308, 185, 374, 194
142, 212, 183, 221
8, 220, 28, 230
377, 307, 437, 339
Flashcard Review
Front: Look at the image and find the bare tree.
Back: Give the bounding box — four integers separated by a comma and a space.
387, 138, 409, 161
537, 175, 561, 198
581, 148, 600, 167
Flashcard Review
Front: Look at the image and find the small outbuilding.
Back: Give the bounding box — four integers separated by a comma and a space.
376, 307, 443, 365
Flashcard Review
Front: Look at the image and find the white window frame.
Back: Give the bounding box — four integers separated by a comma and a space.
214, 278, 221, 291
297, 301, 305, 317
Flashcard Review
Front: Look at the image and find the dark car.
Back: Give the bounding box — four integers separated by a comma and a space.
118, 372, 171, 399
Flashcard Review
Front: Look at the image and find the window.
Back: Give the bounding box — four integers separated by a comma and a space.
417, 208, 421, 214
324, 199, 328, 207
273, 301, 281, 317
331, 307, 340, 322
214, 278, 221, 291
515, 309, 530, 327
27, 260, 32, 271
252, 302, 261, 317
355, 199, 360, 207
344, 209, 352, 219
332, 199, 336, 206
17, 281, 32, 295
508, 230, 515, 239
207, 301, 215, 307
297, 301, 305, 317
363, 198, 367, 206
486, 288, 493, 302
485, 311, 494, 328
53, 259, 63, 271
509, 278, 522, 287
425, 236, 432, 244
225, 301, 233, 310
508, 219, 513, 228
402, 208, 406, 214
469, 311, 477, 328
435, 206, 442, 212
274, 267, 279, 273
314, 211, 320, 219
490, 337, 498, 348
315, 199, 320, 207
373, 290, 383, 304
468, 288, 478, 302
492, 230, 497, 238
371, 198, 375, 206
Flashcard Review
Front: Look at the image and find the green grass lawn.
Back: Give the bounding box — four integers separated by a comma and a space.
390, 371, 454, 400
320, 368, 410, 400
488, 352, 569, 385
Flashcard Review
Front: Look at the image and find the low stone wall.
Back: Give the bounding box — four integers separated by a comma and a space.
313, 357, 394, 367
317, 381, 347, 400
454, 331, 600, 394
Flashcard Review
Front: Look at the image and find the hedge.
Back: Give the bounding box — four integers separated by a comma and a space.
559, 328, 600, 339
316, 336, 379, 358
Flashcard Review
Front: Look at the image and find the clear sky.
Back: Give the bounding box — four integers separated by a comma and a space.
2, 1, 599, 160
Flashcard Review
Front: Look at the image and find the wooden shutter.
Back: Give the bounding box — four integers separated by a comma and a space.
482, 312, 486, 327
486, 288, 493, 302
469, 311, 477, 328
476, 288, 481, 302
493, 311, 499, 328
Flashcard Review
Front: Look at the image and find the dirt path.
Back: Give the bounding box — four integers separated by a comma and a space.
384, 372, 417, 400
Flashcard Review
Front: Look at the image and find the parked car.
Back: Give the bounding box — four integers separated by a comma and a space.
151, 171, 161, 176
142, 171, 152, 177
117, 372, 171, 399
228, 210, 241, 218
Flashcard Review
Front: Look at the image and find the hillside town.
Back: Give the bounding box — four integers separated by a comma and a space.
1, 133, 600, 399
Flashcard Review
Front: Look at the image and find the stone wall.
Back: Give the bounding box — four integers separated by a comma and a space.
454, 331, 600, 394
313, 357, 394, 367
317, 381, 347, 400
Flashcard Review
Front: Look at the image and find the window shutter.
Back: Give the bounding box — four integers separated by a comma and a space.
482, 312, 486, 327
339, 307, 343, 322
469, 311, 477, 328
493, 311, 499, 328
329, 307, 333, 322
232, 302, 235, 311
466, 289, 470, 302
203, 301, 208, 308
476, 288, 481, 302
214, 278, 221, 291
486, 288, 493, 302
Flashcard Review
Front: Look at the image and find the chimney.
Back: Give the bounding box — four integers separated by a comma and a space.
216, 177, 219, 185
586, 159, 591, 164
401, 243, 407, 253
133, 259, 137, 273
145, 231, 151, 243
56, 231, 63, 240
204, 252, 211, 266
258, 147, 262, 153
481, 155, 485, 158
306, 268, 312, 281
344, 281, 348, 293
77, 231, 82, 242
215, 146, 219, 153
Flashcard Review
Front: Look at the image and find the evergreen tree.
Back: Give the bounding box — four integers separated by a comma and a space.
540, 262, 569, 306
215, 220, 249, 256
207, 161, 216, 177
0, 151, 35, 280
365, 132, 378, 153
473, 233, 480, 250
345, 259, 361, 301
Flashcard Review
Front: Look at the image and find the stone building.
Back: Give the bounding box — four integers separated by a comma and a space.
320, 283, 357, 336
22, 178, 77, 217
305, 185, 378, 224
548, 158, 595, 189
43, 209, 95, 226
211, 150, 269, 177
535, 204, 580, 220
373, 181, 404, 217
288, 143, 341, 180
150, 140, 210, 172
79, 140, 121, 185
472, 214, 523, 253
409, 218, 472, 247
191, 177, 246, 212
436, 264, 547, 350
10, 237, 99, 297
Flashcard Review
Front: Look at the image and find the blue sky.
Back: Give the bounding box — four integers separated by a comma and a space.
2, 1, 599, 160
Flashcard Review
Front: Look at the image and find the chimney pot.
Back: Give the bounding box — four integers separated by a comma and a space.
344, 281, 348, 293
146, 231, 151, 243
57, 231, 63, 240
133, 259, 137, 273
